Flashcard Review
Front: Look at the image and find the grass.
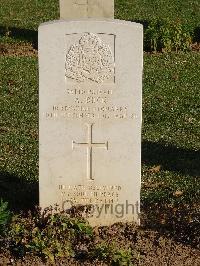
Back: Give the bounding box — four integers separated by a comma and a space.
142, 52, 200, 208
0, 0, 199, 30
0, 56, 39, 210
0, 0, 200, 47
1, 53, 199, 216
0, 56, 38, 180
0, 0, 59, 46
143, 52, 200, 150
0, 0, 200, 257
115, 0, 200, 31
0, 0, 59, 30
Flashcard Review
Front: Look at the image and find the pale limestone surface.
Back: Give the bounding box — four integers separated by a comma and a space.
39, 19, 143, 226
59, 0, 114, 19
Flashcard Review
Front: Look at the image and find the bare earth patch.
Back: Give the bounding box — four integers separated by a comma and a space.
0, 43, 37, 57
0, 223, 200, 265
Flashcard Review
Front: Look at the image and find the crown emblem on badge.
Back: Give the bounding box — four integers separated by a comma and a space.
65, 33, 114, 83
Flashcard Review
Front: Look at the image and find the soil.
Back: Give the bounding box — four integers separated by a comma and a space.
0, 44, 37, 57
0, 223, 199, 265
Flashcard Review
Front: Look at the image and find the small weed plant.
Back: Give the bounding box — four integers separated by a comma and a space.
0, 199, 12, 235
7, 207, 93, 261
1, 206, 139, 264
145, 18, 192, 52
93, 242, 134, 265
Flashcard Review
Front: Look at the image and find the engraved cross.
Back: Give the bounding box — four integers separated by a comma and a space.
72, 123, 108, 181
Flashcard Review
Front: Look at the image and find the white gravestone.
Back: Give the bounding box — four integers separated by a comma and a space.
39, 19, 143, 226
59, 0, 114, 19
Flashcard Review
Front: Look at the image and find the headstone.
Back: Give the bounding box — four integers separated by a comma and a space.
59, 0, 114, 19
39, 20, 143, 226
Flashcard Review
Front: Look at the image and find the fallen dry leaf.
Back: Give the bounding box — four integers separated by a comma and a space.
143, 181, 166, 189
172, 74, 179, 80
148, 165, 162, 173
173, 190, 184, 197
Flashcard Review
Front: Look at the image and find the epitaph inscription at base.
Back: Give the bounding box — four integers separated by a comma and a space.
39, 20, 143, 226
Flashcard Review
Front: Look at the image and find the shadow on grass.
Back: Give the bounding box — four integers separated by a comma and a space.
141, 140, 200, 247
141, 203, 200, 248
0, 141, 199, 247
1, 23, 199, 54
193, 27, 200, 43
0, 171, 38, 212
142, 140, 200, 177
0, 26, 38, 49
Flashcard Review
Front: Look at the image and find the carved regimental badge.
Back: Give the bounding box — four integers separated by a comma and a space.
65, 33, 114, 83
